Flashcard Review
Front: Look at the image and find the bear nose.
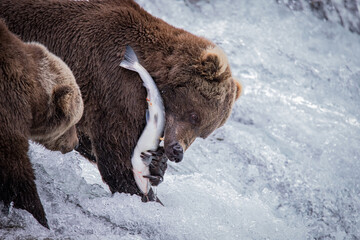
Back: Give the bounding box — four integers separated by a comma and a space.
167, 142, 183, 163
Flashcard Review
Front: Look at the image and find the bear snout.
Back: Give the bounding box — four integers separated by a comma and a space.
49, 126, 79, 154
59, 138, 79, 154
165, 142, 184, 163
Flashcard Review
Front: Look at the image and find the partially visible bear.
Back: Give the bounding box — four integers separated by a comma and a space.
0, 0, 242, 201
0, 19, 84, 228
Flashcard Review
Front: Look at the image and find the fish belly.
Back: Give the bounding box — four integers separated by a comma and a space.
132, 150, 151, 194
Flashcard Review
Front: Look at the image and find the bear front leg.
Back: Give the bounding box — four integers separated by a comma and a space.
0, 133, 49, 229
92, 137, 141, 196
12, 177, 49, 229
141, 147, 168, 186
92, 136, 167, 202
89, 99, 167, 202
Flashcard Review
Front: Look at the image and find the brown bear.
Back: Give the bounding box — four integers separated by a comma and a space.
0, 0, 242, 203
0, 19, 84, 228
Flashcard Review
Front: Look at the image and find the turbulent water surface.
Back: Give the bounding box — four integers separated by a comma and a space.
1, 0, 360, 239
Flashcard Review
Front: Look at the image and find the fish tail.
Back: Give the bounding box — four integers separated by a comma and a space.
119, 45, 139, 71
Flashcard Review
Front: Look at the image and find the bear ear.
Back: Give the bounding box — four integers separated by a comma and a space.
234, 78, 243, 100
52, 85, 74, 116
196, 46, 230, 82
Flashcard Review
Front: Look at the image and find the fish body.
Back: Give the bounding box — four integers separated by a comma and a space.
120, 46, 165, 196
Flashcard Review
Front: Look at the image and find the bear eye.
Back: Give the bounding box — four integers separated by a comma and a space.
189, 112, 200, 125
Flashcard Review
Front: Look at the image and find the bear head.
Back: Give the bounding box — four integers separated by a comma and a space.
28, 43, 84, 154
147, 39, 242, 162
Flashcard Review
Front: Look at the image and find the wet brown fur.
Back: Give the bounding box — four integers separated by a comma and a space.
0, 19, 83, 228
0, 0, 242, 201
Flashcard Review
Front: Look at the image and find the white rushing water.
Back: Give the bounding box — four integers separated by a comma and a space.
1, 0, 360, 239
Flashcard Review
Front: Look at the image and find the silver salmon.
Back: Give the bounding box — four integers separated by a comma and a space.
119, 46, 165, 197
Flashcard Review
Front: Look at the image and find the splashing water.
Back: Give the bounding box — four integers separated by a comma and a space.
1, 1, 360, 239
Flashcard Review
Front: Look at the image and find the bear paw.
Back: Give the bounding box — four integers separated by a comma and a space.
141, 147, 168, 186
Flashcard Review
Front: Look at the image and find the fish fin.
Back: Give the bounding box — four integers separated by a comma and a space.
119, 46, 139, 71
146, 109, 150, 123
